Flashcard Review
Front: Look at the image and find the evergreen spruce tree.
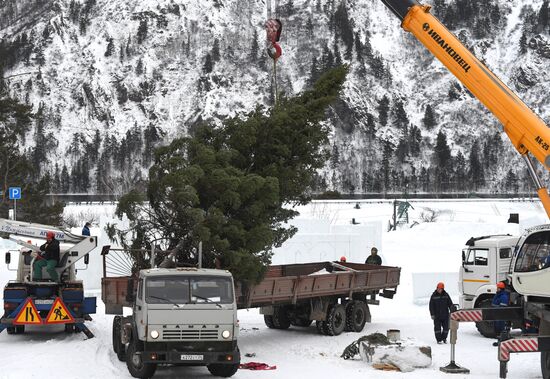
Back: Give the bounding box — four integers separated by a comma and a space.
308, 57, 320, 87
381, 141, 393, 192
250, 29, 259, 62
454, 151, 467, 192
519, 30, 528, 55
361, 171, 369, 193
433, 130, 452, 191
354, 32, 363, 62
539, 0, 549, 29
409, 125, 422, 157
114, 66, 348, 284
468, 140, 485, 190
365, 113, 376, 140
137, 20, 148, 44
203, 53, 213, 74
61, 165, 70, 192
423, 104, 437, 129
334, 1, 354, 60
212, 38, 220, 62
377, 95, 389, 126
504, 169, 518, 193
392, 99, 409, 131
104, 38, 114, 57
136, 58, 144, 75
330, 143, 340, 169
395, 137, 409, 163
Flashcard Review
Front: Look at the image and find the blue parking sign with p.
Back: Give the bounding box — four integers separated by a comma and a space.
9, 187, 21, 200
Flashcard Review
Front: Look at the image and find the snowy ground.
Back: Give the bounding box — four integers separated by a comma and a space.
0, 199, 546, 379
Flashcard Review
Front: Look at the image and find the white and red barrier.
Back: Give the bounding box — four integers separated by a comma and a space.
450, 309, 482, 322
499, 337, 539, 362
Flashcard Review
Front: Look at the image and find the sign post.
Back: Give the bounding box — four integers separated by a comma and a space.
8, 187, 21, 220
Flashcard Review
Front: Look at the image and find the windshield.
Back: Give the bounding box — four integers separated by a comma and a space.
145, 276, 233, 305
515, 231, 550, 273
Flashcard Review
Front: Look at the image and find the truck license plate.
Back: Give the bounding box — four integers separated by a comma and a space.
34, 299, 54, 305
180, 355, 203, 361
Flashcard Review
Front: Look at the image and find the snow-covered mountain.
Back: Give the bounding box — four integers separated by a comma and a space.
1, 0, 550, 195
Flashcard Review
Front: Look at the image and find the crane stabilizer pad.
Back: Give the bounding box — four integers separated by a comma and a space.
439, 361, 470, 374
45, 298, 75, 324
13, 299, 42, 325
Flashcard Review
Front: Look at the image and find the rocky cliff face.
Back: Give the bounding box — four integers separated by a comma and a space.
1, 0, 550, 195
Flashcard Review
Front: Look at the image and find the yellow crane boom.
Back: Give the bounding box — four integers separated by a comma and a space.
380, 0, 550, 217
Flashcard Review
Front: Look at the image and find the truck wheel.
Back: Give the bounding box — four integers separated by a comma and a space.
65, 324, 75, 334
126, 338, 157, 379
207, 363, 239, 377
316, 320, 327, 335
325, 304, 346, 336
15, 325, 25, 334
542, 351, 550, 379
272, 307, 291, 330
475, 299, 497, 338
264, 315, 275, 329
113, 316, 126, 361
346, 301, 369, 332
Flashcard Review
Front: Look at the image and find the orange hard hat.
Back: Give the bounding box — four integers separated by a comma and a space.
497, 282, 506, 289
437, 282, 444, 289
340, 256, 347, 262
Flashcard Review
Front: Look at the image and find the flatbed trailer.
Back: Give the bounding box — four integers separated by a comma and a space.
102, 259, 400, 336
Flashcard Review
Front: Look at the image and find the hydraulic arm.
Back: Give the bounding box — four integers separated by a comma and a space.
379, 0, 550, 217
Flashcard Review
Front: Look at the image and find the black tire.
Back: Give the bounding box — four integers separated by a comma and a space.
325, 304, 346, 336
207, 363, 239, 377
15, 325, 24, 334
65, 324, 75, 334
113, 317, 126, 362
113, 316, 121, 353
346, 301, 369, 333
542, 351, 550, 379
264, 315, 275, 329
126, 338, 157, 379
272, 307, 291, 330
6, 326, 15, 335
316, 320, 327, 335
475, 298, 497, 338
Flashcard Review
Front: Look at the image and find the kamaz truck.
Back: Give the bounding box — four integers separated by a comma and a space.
101, 247, 240, 379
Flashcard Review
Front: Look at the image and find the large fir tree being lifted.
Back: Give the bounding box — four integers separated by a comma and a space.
114, 66, 348, 284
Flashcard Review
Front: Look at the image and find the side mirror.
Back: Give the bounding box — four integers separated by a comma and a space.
5, 252, 10, 265
126, 278, 135, 303
84, 254, 89, 265
462, 251, 466, 264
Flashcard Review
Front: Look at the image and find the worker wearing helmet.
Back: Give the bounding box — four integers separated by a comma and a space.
429, 282, 454, 344
33, 231, 60, 281
492, 281, 510, 336
365, 247, 382, 265
340, 256, 347, 263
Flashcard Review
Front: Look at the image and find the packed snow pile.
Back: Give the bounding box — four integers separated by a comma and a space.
363, 343, 432, 372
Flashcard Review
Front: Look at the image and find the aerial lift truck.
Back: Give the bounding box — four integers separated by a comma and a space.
0, 219, 97, 337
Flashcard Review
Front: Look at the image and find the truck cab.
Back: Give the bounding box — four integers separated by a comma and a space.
459, 235, 519, 310
111, 267, 240, 379
511, 224, 550, 298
